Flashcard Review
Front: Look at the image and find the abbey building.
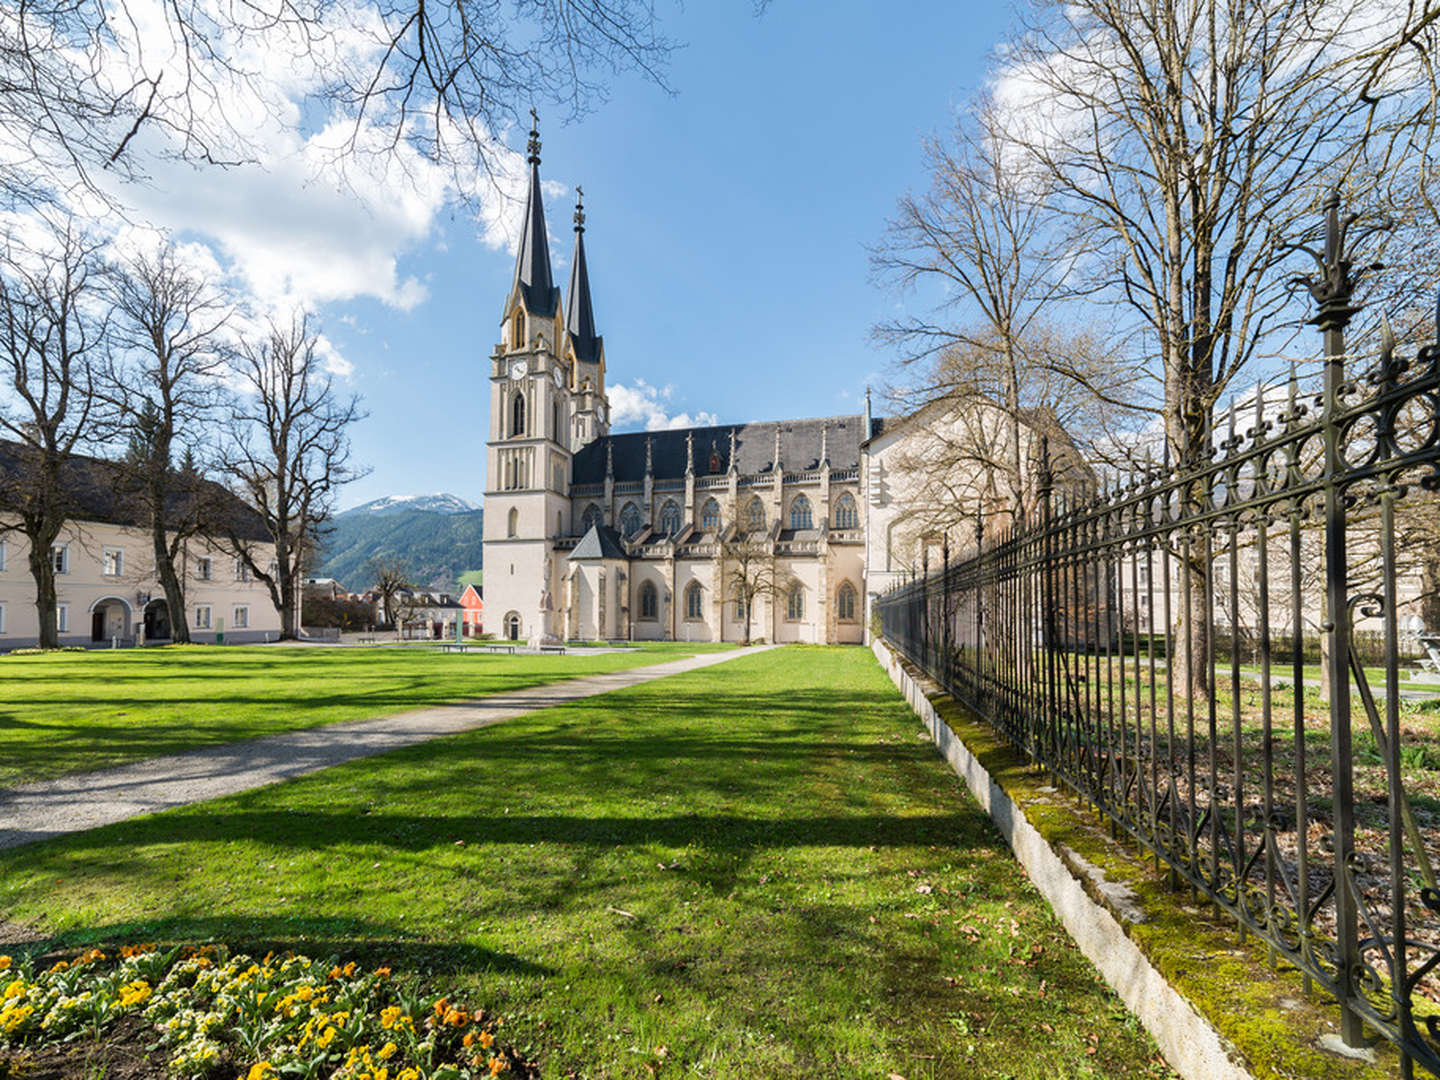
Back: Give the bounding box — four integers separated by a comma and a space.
481, 121, 1044, 645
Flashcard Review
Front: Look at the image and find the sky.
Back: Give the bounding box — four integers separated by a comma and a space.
102, 2, 1020, 509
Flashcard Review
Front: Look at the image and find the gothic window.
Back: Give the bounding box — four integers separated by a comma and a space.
507, 507, 518, 537
659, 500, 682, 536
789, 494, 813, 530
786, 582, 805, 620
701, 497, 721, 532
510, 391, 526, 438
837, 581, 858, 621
734, 592, 748, 621
511, 310, 524, 349
833, 492, 858, 529
746, 496, 766, 533
582, 504, 602, 532
620, 503, 642, 538
684, 581, 703, 620
639, 580, 658, 620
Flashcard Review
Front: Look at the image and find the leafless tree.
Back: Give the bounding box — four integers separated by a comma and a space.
1, 0, 688, 211
720, 531, 778, 646
366, 556, 413, 628
222, 314, 366, 638
106, 243, 234, 643
0, 217, 110, 647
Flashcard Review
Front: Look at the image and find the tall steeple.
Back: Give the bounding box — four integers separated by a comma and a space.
565, 187, 602, 363
512, 110, 558, 317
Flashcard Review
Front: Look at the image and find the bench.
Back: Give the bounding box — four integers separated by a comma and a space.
539, 644, 567, 655
441, 642, 472, 653
483, 643, 517, 654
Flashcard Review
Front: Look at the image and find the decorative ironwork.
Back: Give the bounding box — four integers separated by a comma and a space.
877, 195, 1440, 1077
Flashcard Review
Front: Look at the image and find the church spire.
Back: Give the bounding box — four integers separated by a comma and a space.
565, 186, 601, 362
512, 109, 558, 317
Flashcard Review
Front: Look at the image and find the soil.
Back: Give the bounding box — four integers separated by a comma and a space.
1, 1016, 171, 1080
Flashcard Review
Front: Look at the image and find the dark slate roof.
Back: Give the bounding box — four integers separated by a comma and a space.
571, 414, 881, 485
0, 439, 271, 542
512, 146, 559, 318
565, 210, 601, 363
568, 523, 628, 560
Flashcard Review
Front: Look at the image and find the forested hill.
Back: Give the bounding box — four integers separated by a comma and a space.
315, 500, 484, 591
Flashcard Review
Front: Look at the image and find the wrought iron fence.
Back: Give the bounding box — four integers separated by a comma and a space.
876, 195, 1440, 1077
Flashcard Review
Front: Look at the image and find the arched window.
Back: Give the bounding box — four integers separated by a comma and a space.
746, 496, 766, 533
639, 580, 658, 620
837, 581, 858, 621
552, 399, 561, 441
510, 391, 526, 438
786, 582, 805, 620
503, 611, 522, 640
507, 507, 518, 538
620, 503, 642, 538
684, 581, 703, 620
734, 592, 749, 621
582, 504, 602, 532
659, 500, 682, 536
833, 492, 858, 529
511, 310, 524, 349
789, 494, 813, 530
701, 497, 721, 532
556, 511, 563, 537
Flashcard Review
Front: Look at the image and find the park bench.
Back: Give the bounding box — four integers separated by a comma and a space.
483, 643, 517, 654
539, 644, 567, 654
441, 642, 472, 653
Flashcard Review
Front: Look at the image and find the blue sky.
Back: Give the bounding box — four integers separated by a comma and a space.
311, 3, 1016, 508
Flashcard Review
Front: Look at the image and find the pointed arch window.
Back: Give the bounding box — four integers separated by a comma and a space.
786, 582, 805, 621
507, 507, 518, 537
639, 580, 659, 620
684, 581, 703, 620
837, 581, 858, 621
701, 497, 721, 532
833, 492, 858, 529
511, 310, 524, 350
659, 500, 682, 536
620, 503, 642, 539
746, 496, 766, 533
582, 504, 602, 532
789, 494, 813, 530
510, 391, 526, 438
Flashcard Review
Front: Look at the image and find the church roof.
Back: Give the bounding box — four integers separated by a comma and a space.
512, 118, 559, 318
565, 193, 602, 363
571, 414, 882, 485
568, 523, 628, 560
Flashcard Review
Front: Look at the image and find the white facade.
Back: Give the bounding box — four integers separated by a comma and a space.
0, 519, 281, 649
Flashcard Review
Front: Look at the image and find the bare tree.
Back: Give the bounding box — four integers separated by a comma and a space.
1, 0, 689, 211
0, 218, 109, 647
106, 243, 233, 644
366, 556, 413, 628
720, 532, 778, 646
222, 314, 366, 638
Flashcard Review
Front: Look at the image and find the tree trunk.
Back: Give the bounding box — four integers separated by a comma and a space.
152, 510, 190, 644
26, 532, 60, 649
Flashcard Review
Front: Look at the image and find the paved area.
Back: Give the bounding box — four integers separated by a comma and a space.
0, 646, 773, 851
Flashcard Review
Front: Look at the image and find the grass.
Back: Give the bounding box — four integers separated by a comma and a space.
0, 646, 1173, 1080
0, 642, 731, 788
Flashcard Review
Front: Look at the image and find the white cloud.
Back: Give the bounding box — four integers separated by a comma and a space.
608, 379, 718, 432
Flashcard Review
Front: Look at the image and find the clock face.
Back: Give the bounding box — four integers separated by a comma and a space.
552, 366, 565, 388
509, 359, 528, 380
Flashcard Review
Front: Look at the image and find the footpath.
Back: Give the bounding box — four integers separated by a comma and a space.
0, 646, 773, 850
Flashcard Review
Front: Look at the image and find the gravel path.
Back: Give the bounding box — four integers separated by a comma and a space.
0, 646, 773, 851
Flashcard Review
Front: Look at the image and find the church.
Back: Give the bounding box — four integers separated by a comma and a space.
481, 120, 1044, 645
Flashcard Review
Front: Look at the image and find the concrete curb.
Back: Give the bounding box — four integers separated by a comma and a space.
871, 638, 1253, 1080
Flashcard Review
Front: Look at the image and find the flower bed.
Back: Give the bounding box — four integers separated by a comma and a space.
0, 946, 536, 1080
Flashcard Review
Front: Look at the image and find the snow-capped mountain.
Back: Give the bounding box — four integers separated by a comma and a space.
340, 493, 480, 517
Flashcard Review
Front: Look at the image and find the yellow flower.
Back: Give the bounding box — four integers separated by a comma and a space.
246, 1063, 276, 1080
3, 979, 25, 1001
118, 979, 152, 1008
377, 1042, 398, 1061
317, 1026, 339, 1049
396, 1070, 419, 1080
0, 956, 10, 970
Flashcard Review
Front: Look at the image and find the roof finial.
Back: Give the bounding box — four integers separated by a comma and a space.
526, 108, 541, 165
573, 186, 585, 233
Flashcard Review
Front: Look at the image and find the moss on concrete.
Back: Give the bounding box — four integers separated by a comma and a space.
899, 658, 1401, 1080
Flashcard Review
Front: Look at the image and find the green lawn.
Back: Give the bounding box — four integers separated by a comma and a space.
0, 642, 730, 788
0, 646, 1173, 1079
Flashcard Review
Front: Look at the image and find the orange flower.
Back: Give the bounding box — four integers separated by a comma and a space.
375, 967, 392, 978
444, 1008, 469, 1027
432, 997, 449, 1017
488, 1056, 507, 1077
478, 1031, 495, 1050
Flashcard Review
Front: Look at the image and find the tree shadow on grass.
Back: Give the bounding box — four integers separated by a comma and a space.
6, 913, 555, 977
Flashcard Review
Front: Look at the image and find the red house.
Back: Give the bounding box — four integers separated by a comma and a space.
459, 584, 484, 637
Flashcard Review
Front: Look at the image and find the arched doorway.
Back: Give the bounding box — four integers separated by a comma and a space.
503, 611, 521, 641
89, 597, 132, 642
143, 598, 172, 642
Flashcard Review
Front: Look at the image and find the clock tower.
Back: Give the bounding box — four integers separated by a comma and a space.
482, 115, 608, 642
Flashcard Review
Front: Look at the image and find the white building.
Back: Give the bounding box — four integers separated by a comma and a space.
0, 442, 282, 648
482, 121, 1061, 644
